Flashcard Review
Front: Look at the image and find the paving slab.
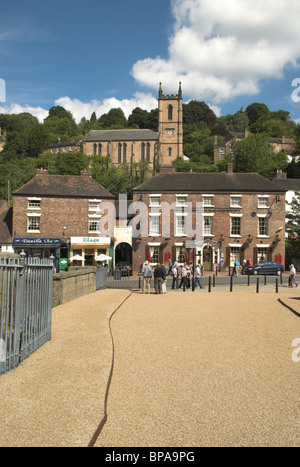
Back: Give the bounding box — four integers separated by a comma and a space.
0, 288, 299, 447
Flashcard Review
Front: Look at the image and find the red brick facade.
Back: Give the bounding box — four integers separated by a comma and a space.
132, 171, 286, 273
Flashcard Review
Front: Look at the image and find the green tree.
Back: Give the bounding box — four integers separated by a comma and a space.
0, 113, 50, 160
98, 108, 127, 128
46, 105, 74, 121
246, 103, 270, 126
55, 152, 89, 175
233, 133, 288, 179
183, 101, 209, 124
286, 190, 300, 256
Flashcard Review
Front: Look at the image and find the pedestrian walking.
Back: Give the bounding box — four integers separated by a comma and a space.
232, 259, 240, 276
289, 264, 298, 287
141, 260, 152, 294
186, 267, 192, 288
179, 263, 188, 289
194, 262, 204, 289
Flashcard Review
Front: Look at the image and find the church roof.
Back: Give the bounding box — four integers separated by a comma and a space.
84, 129, 159, 142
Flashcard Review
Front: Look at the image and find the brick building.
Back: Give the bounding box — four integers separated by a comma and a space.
131, 165, 286, 273
12, 169, 115, 270
83, 83, 183, 169
44, 138, 82, 154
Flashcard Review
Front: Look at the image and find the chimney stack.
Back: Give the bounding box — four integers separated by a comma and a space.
226, 163, 234, 175
36, 168, 48, 175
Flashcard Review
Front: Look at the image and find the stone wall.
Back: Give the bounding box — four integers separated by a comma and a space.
52, 267, 97, 307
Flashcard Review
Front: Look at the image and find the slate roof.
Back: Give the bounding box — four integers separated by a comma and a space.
84, 129, 159, 142
13, 172, 115, 199
272, 178, 300, 191
133, 172, 287, 194
0, 205, 12, 244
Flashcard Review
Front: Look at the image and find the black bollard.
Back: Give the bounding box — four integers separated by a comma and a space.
264, 275, 267, 286
256, 277, 259, 293
248, 274, 250, 286
230, 276, 233, 292
213, 275, 215, 287
139, 277, 141, 289
276, 278, 278, 294
208, 276, 211, 293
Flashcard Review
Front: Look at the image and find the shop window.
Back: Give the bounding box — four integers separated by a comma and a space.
149, 246, 159, 264
257, 248, 268, 263
176, 246, 185, 263
230, 247, 240, 267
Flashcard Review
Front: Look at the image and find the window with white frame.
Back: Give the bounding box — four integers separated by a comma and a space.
203, 195, 214, 207
257, 247, 268, 262
149, 195, 161, 207
230, 195, 242, 208
203, 216, 213, 236
230, 247, 241, 267
27, 215, 40, 232
149, 246, 159, 264
176, 213, 186, 236
149, 214, 160, 236
28, 198, 41, 209
258, 196, 270, 208
89, 200, 102, 212
89, 216, 101, 232
230, 216, 241, 236
176, 246, 185, 263
258, 217, 268, 236
176, 194, 188, 207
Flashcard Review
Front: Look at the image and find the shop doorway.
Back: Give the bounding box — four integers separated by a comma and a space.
203, 246, 213, 271
115, 242, 132, 266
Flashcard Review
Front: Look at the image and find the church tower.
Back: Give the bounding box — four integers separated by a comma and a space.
158, 82, 183, 167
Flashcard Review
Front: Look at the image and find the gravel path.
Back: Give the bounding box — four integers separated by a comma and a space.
0, 288, 299, 447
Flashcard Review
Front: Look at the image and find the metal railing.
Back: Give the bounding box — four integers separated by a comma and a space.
0, 255, 54, 376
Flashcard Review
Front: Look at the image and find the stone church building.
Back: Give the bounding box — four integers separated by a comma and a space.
83, 83, 183, 169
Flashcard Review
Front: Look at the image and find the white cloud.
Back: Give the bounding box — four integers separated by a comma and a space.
0, 92, 158, 124
55, 92, 158, 123
131, 0, 300, 104
0, 103, 48, 122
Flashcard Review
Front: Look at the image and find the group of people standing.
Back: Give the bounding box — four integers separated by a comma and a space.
141, 259, 204, 294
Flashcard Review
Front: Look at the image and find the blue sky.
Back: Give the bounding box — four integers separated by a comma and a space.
1, 0, 300, 123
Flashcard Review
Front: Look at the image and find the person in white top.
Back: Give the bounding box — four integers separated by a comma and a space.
289, 264, 298, 287
194, 262, 204, 290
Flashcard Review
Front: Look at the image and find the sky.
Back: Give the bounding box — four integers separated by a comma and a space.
1, 0, 300, 124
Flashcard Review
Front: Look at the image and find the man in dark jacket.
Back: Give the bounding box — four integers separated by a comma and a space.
154, 263, 166, 294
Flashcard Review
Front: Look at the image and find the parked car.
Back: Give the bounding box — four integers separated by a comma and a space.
115, 262, 133, 276
244, 262, 284, 276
